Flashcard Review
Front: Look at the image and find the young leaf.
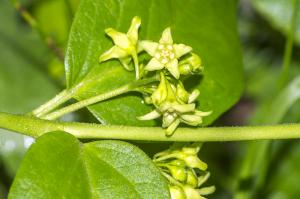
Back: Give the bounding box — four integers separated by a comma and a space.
8, 132, 170, 199
65, 0, 244, 126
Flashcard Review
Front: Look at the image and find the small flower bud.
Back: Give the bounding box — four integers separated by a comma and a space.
186, 169, 198, 188
151, 73, 168, 106
171, 147, 207, 171
143, 95, 152, 104
179, 53, 203, 75
168, 165, 187, 182
176, 83, 189, 103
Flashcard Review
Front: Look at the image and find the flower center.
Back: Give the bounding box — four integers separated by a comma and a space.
155, 44, 175, 64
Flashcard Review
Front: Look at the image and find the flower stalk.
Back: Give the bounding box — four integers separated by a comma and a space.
40, 76, 159, 120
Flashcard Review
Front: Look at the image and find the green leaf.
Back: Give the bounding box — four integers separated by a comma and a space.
9, 131, 170, 199
251, 0, 300, 45
66, 0, 244, 126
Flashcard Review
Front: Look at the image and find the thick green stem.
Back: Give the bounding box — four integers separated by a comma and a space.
2, 112, 300, 141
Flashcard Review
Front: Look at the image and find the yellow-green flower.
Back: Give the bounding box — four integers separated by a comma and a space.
154, 144, 215, 199
154, 145, 208, 171
138, 73, 211, 136
99, 16, 141, 79
139, 28, 192, 79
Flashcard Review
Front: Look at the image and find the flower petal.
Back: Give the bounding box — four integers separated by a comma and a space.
197, 172, 211, 187
183, 185, 204, 199
145, 58, 164, 71
105, 28, 132, 51
159, 27, 173, 44
183, 156, 207, 170
166, 59, 180, 79
166, 119, 181, 136
139, 40, 159, 56
174, 44, 192, 58
198, 186, 216, 196
99, 46, 128, 62
194, 110, 212, 117
172, 103, 196, 113
180, 114, 203, 126
127, 16, 141, 44
188, 89, 200, 103
137, 109, 161, 120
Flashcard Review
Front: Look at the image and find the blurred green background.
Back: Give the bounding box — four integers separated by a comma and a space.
0, 0, 300, 198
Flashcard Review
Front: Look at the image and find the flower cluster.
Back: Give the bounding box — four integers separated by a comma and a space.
154, 144, 215, 199
138, 73, 211, 136
99, 16, 211, 136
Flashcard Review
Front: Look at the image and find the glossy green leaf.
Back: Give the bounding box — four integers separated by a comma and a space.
251, 0, 300, 45
9, 131, 170, 199
65, 0, 244, 126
